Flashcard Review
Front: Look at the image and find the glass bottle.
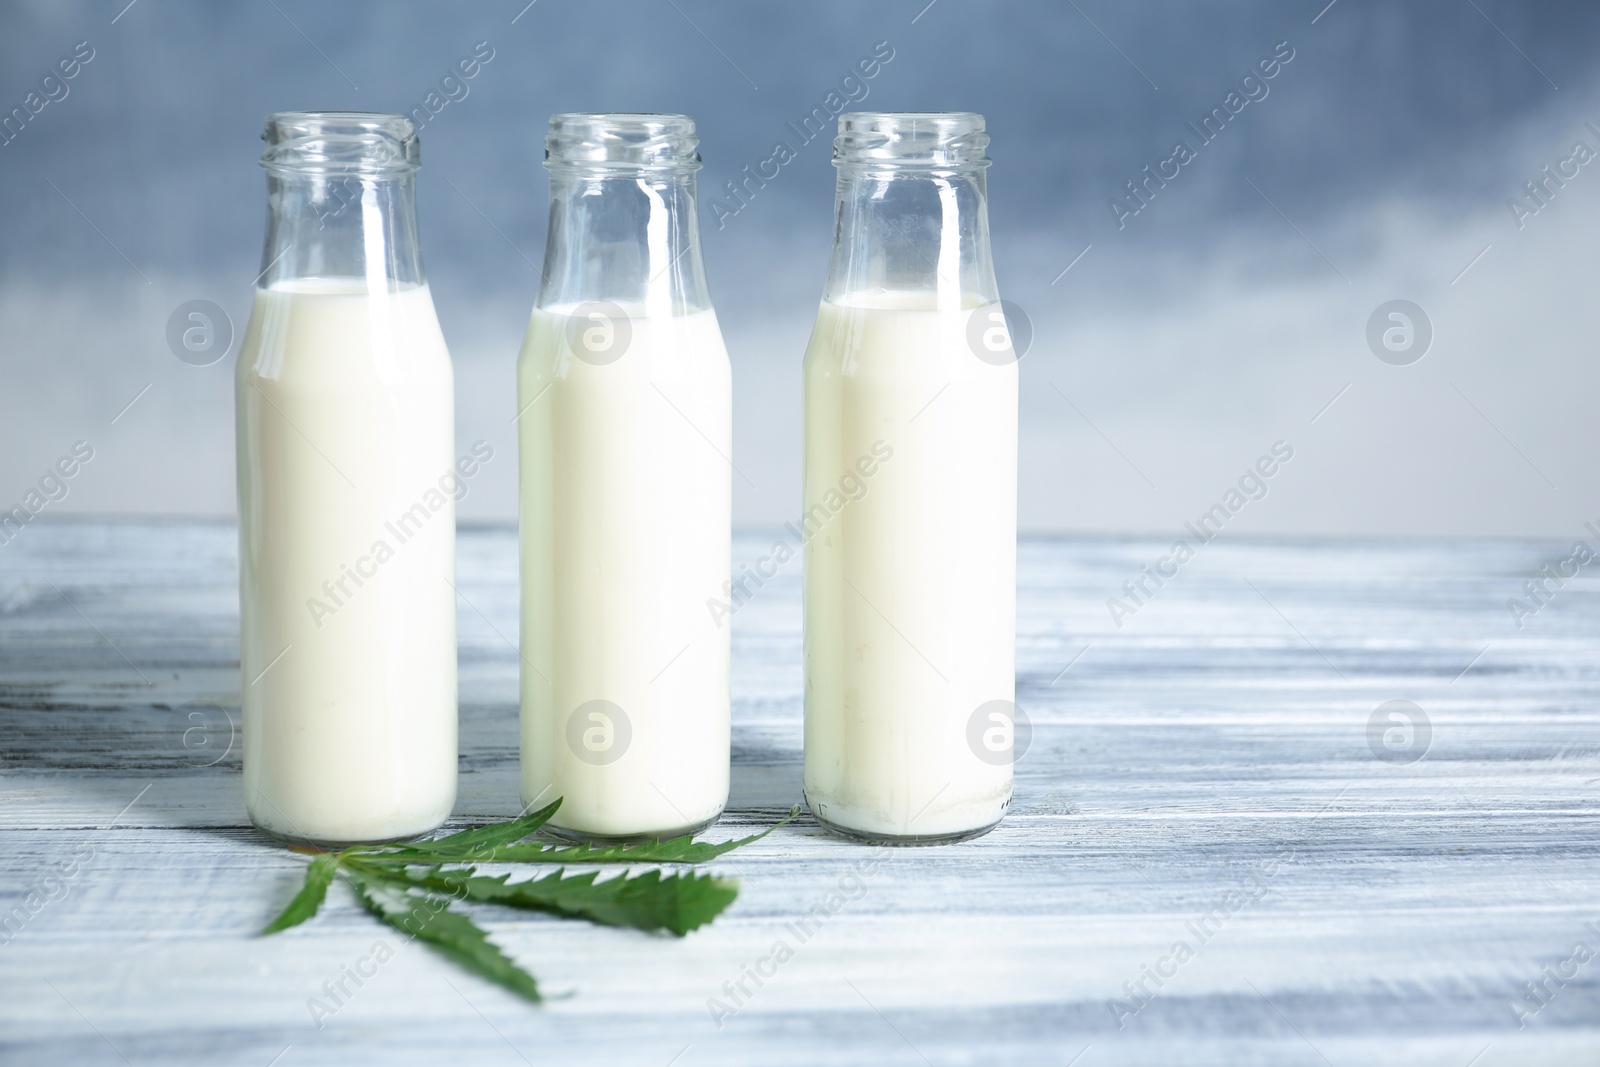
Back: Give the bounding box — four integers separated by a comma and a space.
517, 113, 731, 840
802, 112, 1018, 844
236, 112, 457, 845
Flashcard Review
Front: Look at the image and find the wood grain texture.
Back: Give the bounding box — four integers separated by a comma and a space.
1, 520, 1597, 1066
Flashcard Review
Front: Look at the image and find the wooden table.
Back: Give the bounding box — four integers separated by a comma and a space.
2, 522, 1597, 1065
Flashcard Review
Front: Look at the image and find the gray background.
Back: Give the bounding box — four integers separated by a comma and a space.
1, 0, 1596, 538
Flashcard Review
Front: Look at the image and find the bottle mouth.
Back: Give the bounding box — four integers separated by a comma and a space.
834, 112, 990, 170
545, 113, 701, 173
260, 112, 420, 176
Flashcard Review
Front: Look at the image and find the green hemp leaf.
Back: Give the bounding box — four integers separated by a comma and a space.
262, 800, 797, 1003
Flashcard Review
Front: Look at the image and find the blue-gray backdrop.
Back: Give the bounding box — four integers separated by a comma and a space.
1, 0, 1596, 538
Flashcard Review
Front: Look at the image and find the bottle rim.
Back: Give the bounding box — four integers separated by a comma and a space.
260, 111, 420, 176
545, 113, 701, 173
834, 111, 990, 170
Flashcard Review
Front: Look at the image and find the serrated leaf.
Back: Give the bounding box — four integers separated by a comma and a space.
263, 854, 337, 934
349, 799, 563, 862
359, 804, 800, 867
365, 863, 740, 936
345, 868, 541, 1002
263, 800, 797, 1006
489, 807, 797, 865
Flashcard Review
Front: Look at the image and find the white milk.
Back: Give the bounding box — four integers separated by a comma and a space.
236, 279, 457, 844
803, 291, 1018, 840
517, 304, 731, 838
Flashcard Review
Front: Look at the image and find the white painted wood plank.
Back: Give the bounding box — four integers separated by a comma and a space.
1, 521, 1597, 1065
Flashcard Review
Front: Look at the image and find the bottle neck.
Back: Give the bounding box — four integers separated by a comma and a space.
258, 170, 424, 291
537, 168, 710, 316
824, 166, 998, 308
